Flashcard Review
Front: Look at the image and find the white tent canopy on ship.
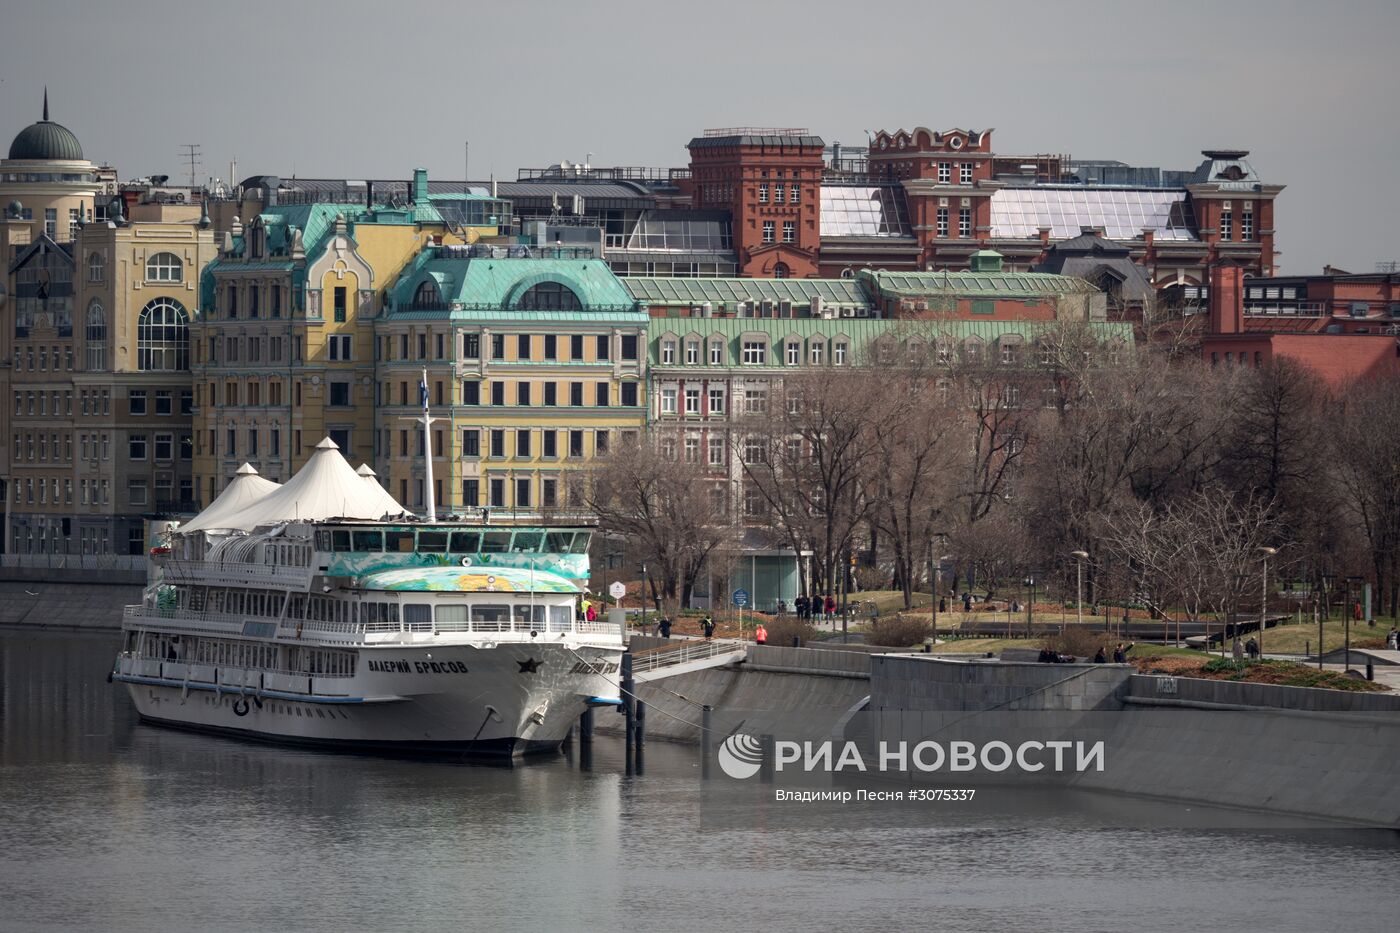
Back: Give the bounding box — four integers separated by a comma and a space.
177, 463, 280, 534
181, 438, 408, 535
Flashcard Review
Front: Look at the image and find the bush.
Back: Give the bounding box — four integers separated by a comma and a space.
866, 613, 932, 648
1044, 628, 1113, 661
763, 615, 820, 646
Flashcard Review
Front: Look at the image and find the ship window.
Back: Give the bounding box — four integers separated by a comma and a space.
473, 604, 510, 623
403, 605, 432, 630
450, 531, 481, 553
436, 605, 470, 631
481, 531, 512, 553
417, 530, 449, 553
514, 605, 545, 627
315, 530, 332, 550
331, 530, 353, 552
550, 606, 572, 631
353, 530, 383, 551
385, 531, 414, 552
511, 531, 542, 552
544, 531, 574, 553
569, 532, 591, 554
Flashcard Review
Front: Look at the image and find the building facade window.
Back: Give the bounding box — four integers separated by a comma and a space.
1241, 211, 1254, 241
936, 208, 949, 238
960, 163, 973, 184
958, 208, 971, 238
85, 301, 106, 370
762, 221, 775, 244
782, 221, 795, 244
758, 183, 768, 204
145, 252, 183, 283
1220, 211, 1233, 240
742, 341, 767, 364
136, 298, 189, 371
517, 282, 582, 311
334, 286, 347, 322
87, 252, 104, 283
938, 163, 951, 184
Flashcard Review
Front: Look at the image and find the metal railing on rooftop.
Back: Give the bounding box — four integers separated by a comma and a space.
1244, 302, 1326, 317
430, 244, 595, 261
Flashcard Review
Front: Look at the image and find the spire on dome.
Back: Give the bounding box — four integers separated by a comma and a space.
43, 87, 49, 122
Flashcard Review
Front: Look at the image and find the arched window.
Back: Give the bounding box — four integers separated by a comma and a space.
516, 282, 582, 311
85, 301, 106, 371
413, 280, 447, 310
87, 252, 105, 283
773, 262, 790, 279
145, 252, 183, 283
137, 298, 189, 371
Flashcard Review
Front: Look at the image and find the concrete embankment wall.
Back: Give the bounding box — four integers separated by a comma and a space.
605, 642, 872, 744
866, 656, 1400, 825
0, 581, 138, 631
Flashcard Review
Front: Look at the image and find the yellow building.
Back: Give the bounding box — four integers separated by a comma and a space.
381, 253, 648, 514
0, 92, 110, 243
192, 170, 506, 504
0, 189, 216, 554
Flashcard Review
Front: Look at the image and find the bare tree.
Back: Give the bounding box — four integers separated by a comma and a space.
739, 367, 881, 599
586, 437, 736, 614
867, 356, 966, 609
1332, 374, 1400, 617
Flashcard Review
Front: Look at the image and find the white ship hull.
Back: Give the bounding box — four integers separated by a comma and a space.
115, 641, 624, 757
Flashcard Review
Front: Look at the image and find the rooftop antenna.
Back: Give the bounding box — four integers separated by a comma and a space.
180, 144, 202, 189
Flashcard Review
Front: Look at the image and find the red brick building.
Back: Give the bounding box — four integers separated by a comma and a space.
1201, 265, 1400, 386
686, 129, 825, 279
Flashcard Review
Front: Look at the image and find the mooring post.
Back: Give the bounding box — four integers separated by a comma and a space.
579, 707, 594, 743
622, 652, 636, 776
701, 704, 714, 780
759, 733, 775, 784
635, 699, 646, 775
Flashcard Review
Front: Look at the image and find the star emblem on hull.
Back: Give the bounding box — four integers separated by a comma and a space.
517, 657, 542, 674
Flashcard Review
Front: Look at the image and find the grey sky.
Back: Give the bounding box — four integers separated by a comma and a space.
3, 0, 1396, 274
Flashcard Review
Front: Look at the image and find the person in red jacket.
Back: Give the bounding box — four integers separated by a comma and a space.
754, 623, 768, 645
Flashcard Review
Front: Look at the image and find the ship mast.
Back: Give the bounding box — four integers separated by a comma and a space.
402, 367, 439, 521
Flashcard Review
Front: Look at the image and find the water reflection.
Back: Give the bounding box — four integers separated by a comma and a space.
1, 629, 1395, 933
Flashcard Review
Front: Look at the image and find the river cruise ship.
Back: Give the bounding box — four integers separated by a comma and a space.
111, 438, 624, 756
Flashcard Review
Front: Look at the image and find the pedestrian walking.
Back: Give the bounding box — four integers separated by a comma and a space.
658, 617, 672, 639
1245, 637, 1259, 659
701, 616, 716, 639
1388, 627, 1398, 650
777, 598, 787, 617
795, 594, 808, 620
825, 594, 836, 621
754, 623, 768, 645
1093, 646, 1107, 664
1111, 643, 1125, 664
939, 597, 947, 614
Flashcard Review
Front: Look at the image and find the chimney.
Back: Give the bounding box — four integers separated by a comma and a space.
263, 175, 281, 208
1207, 264, 1245, 335
412, 168, 429, 204
1037, 226, 1051, 247
366, 180, 375, 210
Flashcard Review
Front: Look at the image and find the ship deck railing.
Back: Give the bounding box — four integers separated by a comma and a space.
124, 605, 624, 644
160, 558, 315, 589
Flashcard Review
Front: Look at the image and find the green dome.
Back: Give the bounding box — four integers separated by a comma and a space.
8, 119, 83, 161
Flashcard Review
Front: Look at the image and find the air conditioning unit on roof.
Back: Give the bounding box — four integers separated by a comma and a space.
840, 307, 854, 318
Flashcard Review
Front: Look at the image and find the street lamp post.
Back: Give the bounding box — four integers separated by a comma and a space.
641, 562, 648, 635
1257, 547, 1277, 658
1345, 575, 1363, 673
1024, 574, 1038, 638
1071, 550, 1089, 629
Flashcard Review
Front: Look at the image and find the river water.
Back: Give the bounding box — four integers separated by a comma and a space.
1, 628, 1396, 933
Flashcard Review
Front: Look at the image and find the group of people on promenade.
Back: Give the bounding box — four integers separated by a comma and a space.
791, 594, 838, 622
